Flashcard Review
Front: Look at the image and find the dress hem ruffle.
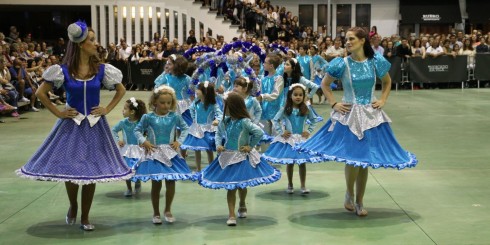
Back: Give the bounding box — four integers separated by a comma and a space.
15, 169, 134, 185
293, 146, 418, 170
197, 168, 281, 190
262, 155, 324, 164
131, 172, 197, 182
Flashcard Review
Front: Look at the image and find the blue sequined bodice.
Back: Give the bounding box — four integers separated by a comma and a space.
155, 73, 190, 100
195, 102, 216, 124
224, 119, 244, 150
140, 112, 179, 144
298, 55, 311, 79
286, 109, 308, 134
120, 119, 139, 145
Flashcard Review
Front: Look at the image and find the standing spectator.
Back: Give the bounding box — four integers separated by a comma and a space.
426, 40, 444, 58
371, 36, 384, 56
186, 29, 197, 46
396, 37, 412, 62
53, 38, 66, 58
461, 39, 476, 69
9, 26, 19, 43
475, 37, 489, 53
411, 39, 426, 59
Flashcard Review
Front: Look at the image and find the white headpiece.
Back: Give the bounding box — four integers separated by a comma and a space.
290, 58, 298, 65
153, 85, 176, 95
204, 80, 209, 88
169, 54, 177, 61
289, 83, 307, 91
244, 77, 251, 84
129, 97, 138, 108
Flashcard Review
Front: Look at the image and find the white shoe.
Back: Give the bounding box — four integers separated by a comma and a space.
286, 187, 294, 194
344, 192, 355, 212
123, 190, 132, 197
237, 206, 247, 218
152, 216, 162, 224
29, 107, 40, 112
164, 212, 175, 223
300, 188, 310, 195
226, 217, 237, 226
355, 203, 368, 216
19, 97, 30, 102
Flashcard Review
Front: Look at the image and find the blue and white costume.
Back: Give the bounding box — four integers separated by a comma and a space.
16, 64, 133, 184
310, 54, 328, 86
197, 117, 281, 190
263, 105, 321, 164
154, 73, 193, 125
297, 55, 312, 80
133, 112, 195, 181
181, 100, 223, 151
260, 73, 284, 121
295, 54, 418, 169
112, 118, 145, 171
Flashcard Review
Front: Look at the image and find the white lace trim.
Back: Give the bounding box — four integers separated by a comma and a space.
328, 104, 392, 140
188, 123, 217, 138
177, 99, 192, 114
218, 149, 261, 169
270, 134, 306, 146
144, 144, 180, 167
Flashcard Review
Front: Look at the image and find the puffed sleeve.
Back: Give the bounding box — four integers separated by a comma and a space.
102, 64, 123, 90
42, 64, 65, 89
243, 118, 264, 146
373, 53, 391, 78
135, 114, 149, 144
326, 57, 346, 79
111, 119, 124, 142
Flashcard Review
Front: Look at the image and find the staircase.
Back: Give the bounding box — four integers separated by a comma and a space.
177, 0, 240, 41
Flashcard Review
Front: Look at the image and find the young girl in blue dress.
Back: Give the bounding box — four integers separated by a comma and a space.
16, 21, 132, 231
295, 27, 418, 216
181, 81, 222, 171
134, 85, 195, 224
197, 92, 281, 226
263, 84, 320, 194
112, 97, 147, 197
153, 54, 193, 126
309, 45, 329, 104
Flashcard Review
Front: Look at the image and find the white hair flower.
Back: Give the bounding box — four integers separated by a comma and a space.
289, 83, 307, 91
129, 97, 138, 108
204, 80, 209, 88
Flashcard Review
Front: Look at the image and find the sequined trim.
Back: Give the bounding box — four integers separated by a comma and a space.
177, 99, 192, 114
188, 123, 217, 138
328, 104, 392, 140
270, 134, 306, 146
119, 144, 145, 160
218, 149, 261, 169
143, 144, 181, 167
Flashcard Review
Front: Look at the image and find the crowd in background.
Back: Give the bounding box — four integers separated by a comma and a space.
2, 0, 490, 120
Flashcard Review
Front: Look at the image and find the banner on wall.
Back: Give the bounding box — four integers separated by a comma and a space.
409, 56, 467, 83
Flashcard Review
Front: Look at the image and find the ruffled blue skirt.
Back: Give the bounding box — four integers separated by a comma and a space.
263, 141, 323, 164
197, 157, 281, 190
294, 120, 418, 169
181, 131, 216, 151
132, 156, 195, 182
16, 117, 133, 184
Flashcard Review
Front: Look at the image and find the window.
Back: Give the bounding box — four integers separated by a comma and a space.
299, 5, 314, 29
336, 4, 351, 36
356, 4, 371, 32
318, 4, 333, 34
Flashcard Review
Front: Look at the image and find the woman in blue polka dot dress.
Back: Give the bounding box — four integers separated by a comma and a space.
16, 21, 133, 231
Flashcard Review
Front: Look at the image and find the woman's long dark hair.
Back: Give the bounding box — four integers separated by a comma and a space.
348, 27, 374, 59
62, 28, 100, 79
285, 86, 308, 116
283, 58, 302, 88
196, 82, 216, 109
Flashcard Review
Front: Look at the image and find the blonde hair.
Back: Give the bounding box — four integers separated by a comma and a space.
149, 85, 177, 112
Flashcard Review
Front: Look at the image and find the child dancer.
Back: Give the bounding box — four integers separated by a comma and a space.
262, 84, 320, 194
154, 54, 193, 126
297, 44, 312, 80
232, 77, 261, 125
181, 81, 222, 171
112, 97, 147, 197
134, 85, 195, 224
197, 92, 281, 226
309, 45, 328, 104
258, 54, 284, 139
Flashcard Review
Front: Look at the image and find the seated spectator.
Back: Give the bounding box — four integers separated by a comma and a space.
325, 37, 345, 61
0, 58, 19, 117
9, 58, 39, 111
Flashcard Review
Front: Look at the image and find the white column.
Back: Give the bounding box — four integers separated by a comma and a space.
151, 6, 157, 39
91, 5, 97, 43
178, 11, 183, 44
127, 6, 132, 46
143, 6, 149, 43
195, 20, 201, 44
161, 7, 167, 39
169, 9, 175, 41
100, 5, 106, 47
313, 4, 318, 35
135, 6, 141, 44
108, 5, 115, 45
186, 14, 192, 43
117, 4, 123, 43
351, 4, 355, 28
331, 4, 337, 37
